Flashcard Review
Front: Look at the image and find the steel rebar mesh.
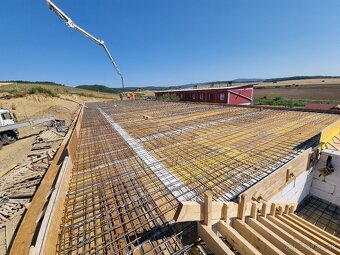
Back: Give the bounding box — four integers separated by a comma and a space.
57, 101, 339, 254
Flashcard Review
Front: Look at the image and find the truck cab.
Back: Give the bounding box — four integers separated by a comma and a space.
0, 109, 19, 149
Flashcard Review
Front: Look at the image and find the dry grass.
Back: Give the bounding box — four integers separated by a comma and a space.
0, 82, 118, 100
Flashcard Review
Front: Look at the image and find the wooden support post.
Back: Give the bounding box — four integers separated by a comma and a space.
286, 168, 292, 183
222, 203, 228, 222
204, 191, 213, 226
238, 194, 246, 221
250, 202, 257, 219
277, 206, 283, 215
270, 203, 276, 216
284, 205, 289, 214
261, 202, 267, 217
290, 204, 297, 213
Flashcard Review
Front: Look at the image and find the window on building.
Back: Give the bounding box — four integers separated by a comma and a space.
220, 93, 225, 101
200, 93, 204, 100
192, 94, 196, 100
209, 93, 214, 100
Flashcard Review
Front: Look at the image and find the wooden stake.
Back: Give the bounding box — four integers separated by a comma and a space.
238, 194, 247, 221
204, 190, 213, 226
222, 203, 228, 222
261, 202, 267, 217
270, 203, 276, 216
250, 202, 257, 219
284, 205, 289, 214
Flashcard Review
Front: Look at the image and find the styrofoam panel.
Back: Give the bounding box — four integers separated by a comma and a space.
335, 197, 340, 207
310, 188, 337, 204
334, 188, 340, 198
311, 179, 335, 194
324, 174, 340, 187
271, 170, 312, 204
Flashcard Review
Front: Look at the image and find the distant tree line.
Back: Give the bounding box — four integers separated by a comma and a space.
0, 80, 64, 86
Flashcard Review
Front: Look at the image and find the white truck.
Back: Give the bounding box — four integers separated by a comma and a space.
0, 109, 19, 148
0, 109, 55, 150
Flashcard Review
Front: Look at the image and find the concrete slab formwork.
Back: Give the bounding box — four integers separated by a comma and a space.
15, 101, 340, 255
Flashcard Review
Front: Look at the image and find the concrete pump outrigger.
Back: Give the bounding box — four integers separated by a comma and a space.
45, 0, 125, 91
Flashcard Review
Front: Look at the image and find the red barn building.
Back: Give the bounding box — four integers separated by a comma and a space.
155, 84, 253, 105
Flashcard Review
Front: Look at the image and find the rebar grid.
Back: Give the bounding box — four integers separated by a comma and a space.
296, 196, 340, 238
57, 101, 339, 254
98, 101, 338, 201
57, 106, 190, 255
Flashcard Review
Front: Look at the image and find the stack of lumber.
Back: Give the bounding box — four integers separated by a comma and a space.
0, 152, 55, 227
0, 127, 67, 253
36, 129, 65, 143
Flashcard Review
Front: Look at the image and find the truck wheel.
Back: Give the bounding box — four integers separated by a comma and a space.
3, 133, 16, 144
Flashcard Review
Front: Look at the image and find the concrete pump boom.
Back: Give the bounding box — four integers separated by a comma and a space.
45, 0, 125, 90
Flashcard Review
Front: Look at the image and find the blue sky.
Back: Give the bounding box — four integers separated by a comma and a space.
1, 1, 340, 88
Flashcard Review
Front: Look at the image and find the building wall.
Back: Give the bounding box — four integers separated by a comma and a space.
155, 85, 253, 105
309, 149, 340, 206
228, 87, 253, 105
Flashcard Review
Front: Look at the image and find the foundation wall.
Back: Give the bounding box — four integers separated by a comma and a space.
270, 167, 314, 204
310, 149, 340, 206
242, 148, 312, 202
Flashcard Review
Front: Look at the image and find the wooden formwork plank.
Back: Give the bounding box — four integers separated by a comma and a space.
287, 213, 340, 246
277, 215, 340, 254
9, 106, 83, 255
217, 220, 260, 255
258, 216, 319, 255
233, 219, 284, 255
267, 215, 335, 255
246, 217, 303, 255
174, 200, 254, 223
33, 156, 73, 255
197, 223, 234, 255
0, 164, 17, 178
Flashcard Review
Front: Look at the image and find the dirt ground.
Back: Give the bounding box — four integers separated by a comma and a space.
0, 94, 109, 173
254, 86, 340, 100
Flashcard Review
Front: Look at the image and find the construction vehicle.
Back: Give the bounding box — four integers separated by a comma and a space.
44, 0, 125, 91
0, 109, 54, 149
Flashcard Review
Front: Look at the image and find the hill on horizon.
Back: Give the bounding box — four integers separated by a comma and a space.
2, 75, 340, 94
